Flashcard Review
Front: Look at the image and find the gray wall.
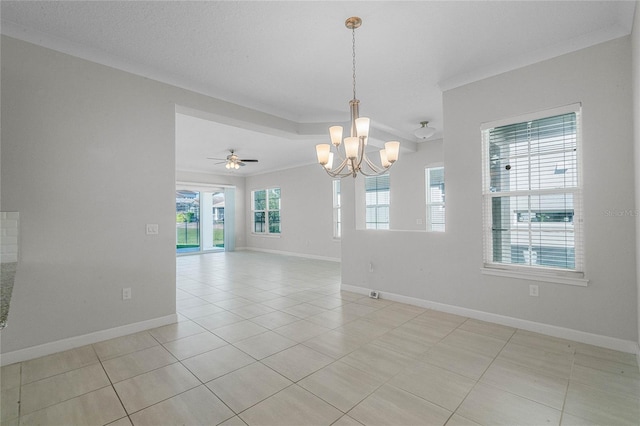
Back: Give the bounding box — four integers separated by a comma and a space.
244, 163, 341, 261
343, 37, 638, 343
633, 1, 640, 354
389, 141, 444, 231
1, 37, 175, 353
2, 29, 637, 358
0, 36, 305, 355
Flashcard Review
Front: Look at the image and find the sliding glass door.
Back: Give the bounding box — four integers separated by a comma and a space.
212, 192, 225, 249
176, 189, 227, 254
176, 190, 201, 253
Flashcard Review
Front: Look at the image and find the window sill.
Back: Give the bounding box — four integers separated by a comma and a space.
251, 233, 281, 238
481, 266, 588, 287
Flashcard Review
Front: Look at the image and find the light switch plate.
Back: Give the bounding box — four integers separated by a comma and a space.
146, 224, 159, 235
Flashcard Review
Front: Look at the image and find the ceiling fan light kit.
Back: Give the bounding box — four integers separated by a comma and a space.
316, 17, 400, 178
225, 161, 240, 170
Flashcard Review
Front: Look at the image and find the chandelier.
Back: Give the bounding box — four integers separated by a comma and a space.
316, 17, 400, 178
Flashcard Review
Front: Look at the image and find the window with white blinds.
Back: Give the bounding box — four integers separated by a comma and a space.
365, 174, 390, 230
332, 179, 341, 238
426, 167, 445, 232
481, 105, 583, 274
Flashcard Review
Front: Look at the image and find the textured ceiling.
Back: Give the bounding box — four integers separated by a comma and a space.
1, 1, 635, 176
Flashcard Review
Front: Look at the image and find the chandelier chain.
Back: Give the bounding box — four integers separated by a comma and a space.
352, 27, 357, 100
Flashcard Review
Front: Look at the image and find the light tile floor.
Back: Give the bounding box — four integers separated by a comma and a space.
2, 251, 639, 426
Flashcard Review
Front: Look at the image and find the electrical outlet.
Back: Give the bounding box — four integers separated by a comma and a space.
369, 290, 379, 299
529, 284, 539, 297
146, 224, 159, 235
122, 287, 132, 300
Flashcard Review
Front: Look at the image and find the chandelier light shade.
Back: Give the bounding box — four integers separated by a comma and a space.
414, 121, 436, 140
316, 17, 400, 178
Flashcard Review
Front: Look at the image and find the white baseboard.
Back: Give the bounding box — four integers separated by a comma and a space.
244, 247, 340, 263
341, 284, 638, 354
0, 314, 177, 366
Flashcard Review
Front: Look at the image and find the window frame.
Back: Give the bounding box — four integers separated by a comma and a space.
426, 165, 445, 232
251, 187, 281, 235
480, 104, 588, 286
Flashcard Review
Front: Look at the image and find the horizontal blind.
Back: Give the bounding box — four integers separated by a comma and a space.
426, 167, 445, 232
365, 174, 390, 192
365, 174, 390, 229
482, 110, 583, 272
333, 179, 341, 238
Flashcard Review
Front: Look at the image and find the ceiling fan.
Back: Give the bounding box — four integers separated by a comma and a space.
208, 150, 259, 170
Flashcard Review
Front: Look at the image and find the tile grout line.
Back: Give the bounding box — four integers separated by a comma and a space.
181, 258, 482, 424
95, 347, 133, 426
278, 306, 464, 421
444, 323, 514, 422
98, 332, 203, 423
557, 347, 577, 426
22, 252, 638, 425
18, 359, 23, 422
17, 359, 112, 419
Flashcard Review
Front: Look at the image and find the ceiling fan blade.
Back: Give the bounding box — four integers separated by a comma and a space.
208, 152, 257, 168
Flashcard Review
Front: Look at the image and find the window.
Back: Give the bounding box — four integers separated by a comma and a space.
333, 180, 341, 238
365, 175, 390, 229
482, 105, 583, 273
252, 188, 281, 234
426, 167, 445, 231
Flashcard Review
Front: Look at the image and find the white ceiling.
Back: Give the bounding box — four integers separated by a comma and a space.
1, 1, 636, 176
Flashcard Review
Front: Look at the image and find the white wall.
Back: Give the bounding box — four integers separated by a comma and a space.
389, 140, 443, 231
3, 27, 637, 360
244, 164, 341, 261
342, 37, 637, 346
176, 170, 246, 250
632, 1, 640, 355
0, 36, 304, 358
1, 212, 20, 263
1, 36, 175, 355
